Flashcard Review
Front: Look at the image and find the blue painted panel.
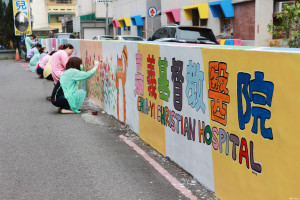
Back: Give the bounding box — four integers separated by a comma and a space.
209, 0, 234, 18
130, 15, 143, 26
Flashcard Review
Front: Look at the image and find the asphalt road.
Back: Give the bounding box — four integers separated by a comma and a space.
0, 60, 190, 200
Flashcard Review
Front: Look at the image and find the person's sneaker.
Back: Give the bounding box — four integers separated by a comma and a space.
58, 108, 62, 113
60, 109, 75, 114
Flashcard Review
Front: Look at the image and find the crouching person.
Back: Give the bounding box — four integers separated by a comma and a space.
51, 57, 99, 114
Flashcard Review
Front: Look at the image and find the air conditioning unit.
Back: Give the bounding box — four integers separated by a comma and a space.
275, 1, 295, 13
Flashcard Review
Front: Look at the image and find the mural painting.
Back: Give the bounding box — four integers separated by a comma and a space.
80, 40, 104, 108
116, 45, 128, 123
55, 38, 300, 200
202, 49, 299, 200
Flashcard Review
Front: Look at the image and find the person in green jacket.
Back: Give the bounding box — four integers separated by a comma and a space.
51, 57, 99, 114
28, 47, 46, 72
25, 34, 37, 59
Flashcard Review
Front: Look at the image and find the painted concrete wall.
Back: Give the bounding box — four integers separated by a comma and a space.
42, 38, 300, 200
31, 0, 49, 30
255, 0, 273, 46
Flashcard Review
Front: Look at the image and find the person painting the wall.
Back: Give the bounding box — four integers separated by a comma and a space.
25, 34, 38, 61
28, 47, 46, 72
43, 45, 64, 81
36, 51, 56, 78
51, 57, 99, 114
51, 44, 74, 85
26, 44, 42, 61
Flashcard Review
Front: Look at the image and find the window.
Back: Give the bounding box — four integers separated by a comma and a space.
137, 26, 143, 38
220, 13, 233, 34
56, 0, 72, 4
152, 28, 166, 40
165, 28, 176, 38
192, 9, 199, 26
142, 17, 146, 39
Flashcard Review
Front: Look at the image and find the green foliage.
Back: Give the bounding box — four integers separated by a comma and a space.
268, 2, 300, 48
0, 0, 16, 48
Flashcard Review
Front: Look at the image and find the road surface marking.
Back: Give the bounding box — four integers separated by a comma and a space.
119, 135, 198, 200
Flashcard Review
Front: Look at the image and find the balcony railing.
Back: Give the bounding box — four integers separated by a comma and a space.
47, 0, 76, 5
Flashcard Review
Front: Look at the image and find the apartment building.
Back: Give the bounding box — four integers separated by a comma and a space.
31, 0, 77, 34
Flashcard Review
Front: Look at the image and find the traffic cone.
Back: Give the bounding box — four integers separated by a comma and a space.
15, 48, 20, 61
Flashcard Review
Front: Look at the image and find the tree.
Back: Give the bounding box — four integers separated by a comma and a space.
0, 0, 17, 48
267, 2, 300, 48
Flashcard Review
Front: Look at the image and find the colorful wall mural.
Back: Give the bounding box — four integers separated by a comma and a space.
40, 38, 300, 200
217, 39, 241, 46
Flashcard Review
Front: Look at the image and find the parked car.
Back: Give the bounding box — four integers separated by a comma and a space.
113, 36, 144, 41
92, 35, 114, 40
148, 25, 218, 45
54, 33, 76, 39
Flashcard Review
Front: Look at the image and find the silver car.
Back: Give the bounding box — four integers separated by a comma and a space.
92, 35, 114, 40
113, 36, 144, 41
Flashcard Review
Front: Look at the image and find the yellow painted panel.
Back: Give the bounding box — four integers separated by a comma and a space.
198, 4, 209, 19
220, 40, 225, 45
202, 49, 300, 200
124, 17, 132, 27
138, 43, 166, 156
117, 18, 125, 27
183, 4, 209, 20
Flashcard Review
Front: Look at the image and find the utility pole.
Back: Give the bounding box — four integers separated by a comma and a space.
105, 0, 109, 35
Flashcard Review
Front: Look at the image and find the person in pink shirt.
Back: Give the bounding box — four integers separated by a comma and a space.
36, 51, 56, 78
51, 44, 74, 84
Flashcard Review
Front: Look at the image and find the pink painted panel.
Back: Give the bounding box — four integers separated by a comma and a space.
165, 9, 181, 23
112, 19, 119, 28
233, 39, 241, 46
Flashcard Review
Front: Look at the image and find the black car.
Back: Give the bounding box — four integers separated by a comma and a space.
148, 25, 218, 45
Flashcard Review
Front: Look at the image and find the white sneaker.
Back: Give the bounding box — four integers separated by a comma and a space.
60, 109, 75, 114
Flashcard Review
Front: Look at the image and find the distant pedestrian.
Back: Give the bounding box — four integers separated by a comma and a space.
51, 58, 99, 114
48, 31, 54, 38
51, 44, 74, 84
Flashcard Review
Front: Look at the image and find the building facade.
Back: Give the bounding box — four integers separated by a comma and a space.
112, 0, 161, 39
47, 0, 77, 32
75, 0, 113, 39
160, 0, 288, 46
31, 0, 77, 34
